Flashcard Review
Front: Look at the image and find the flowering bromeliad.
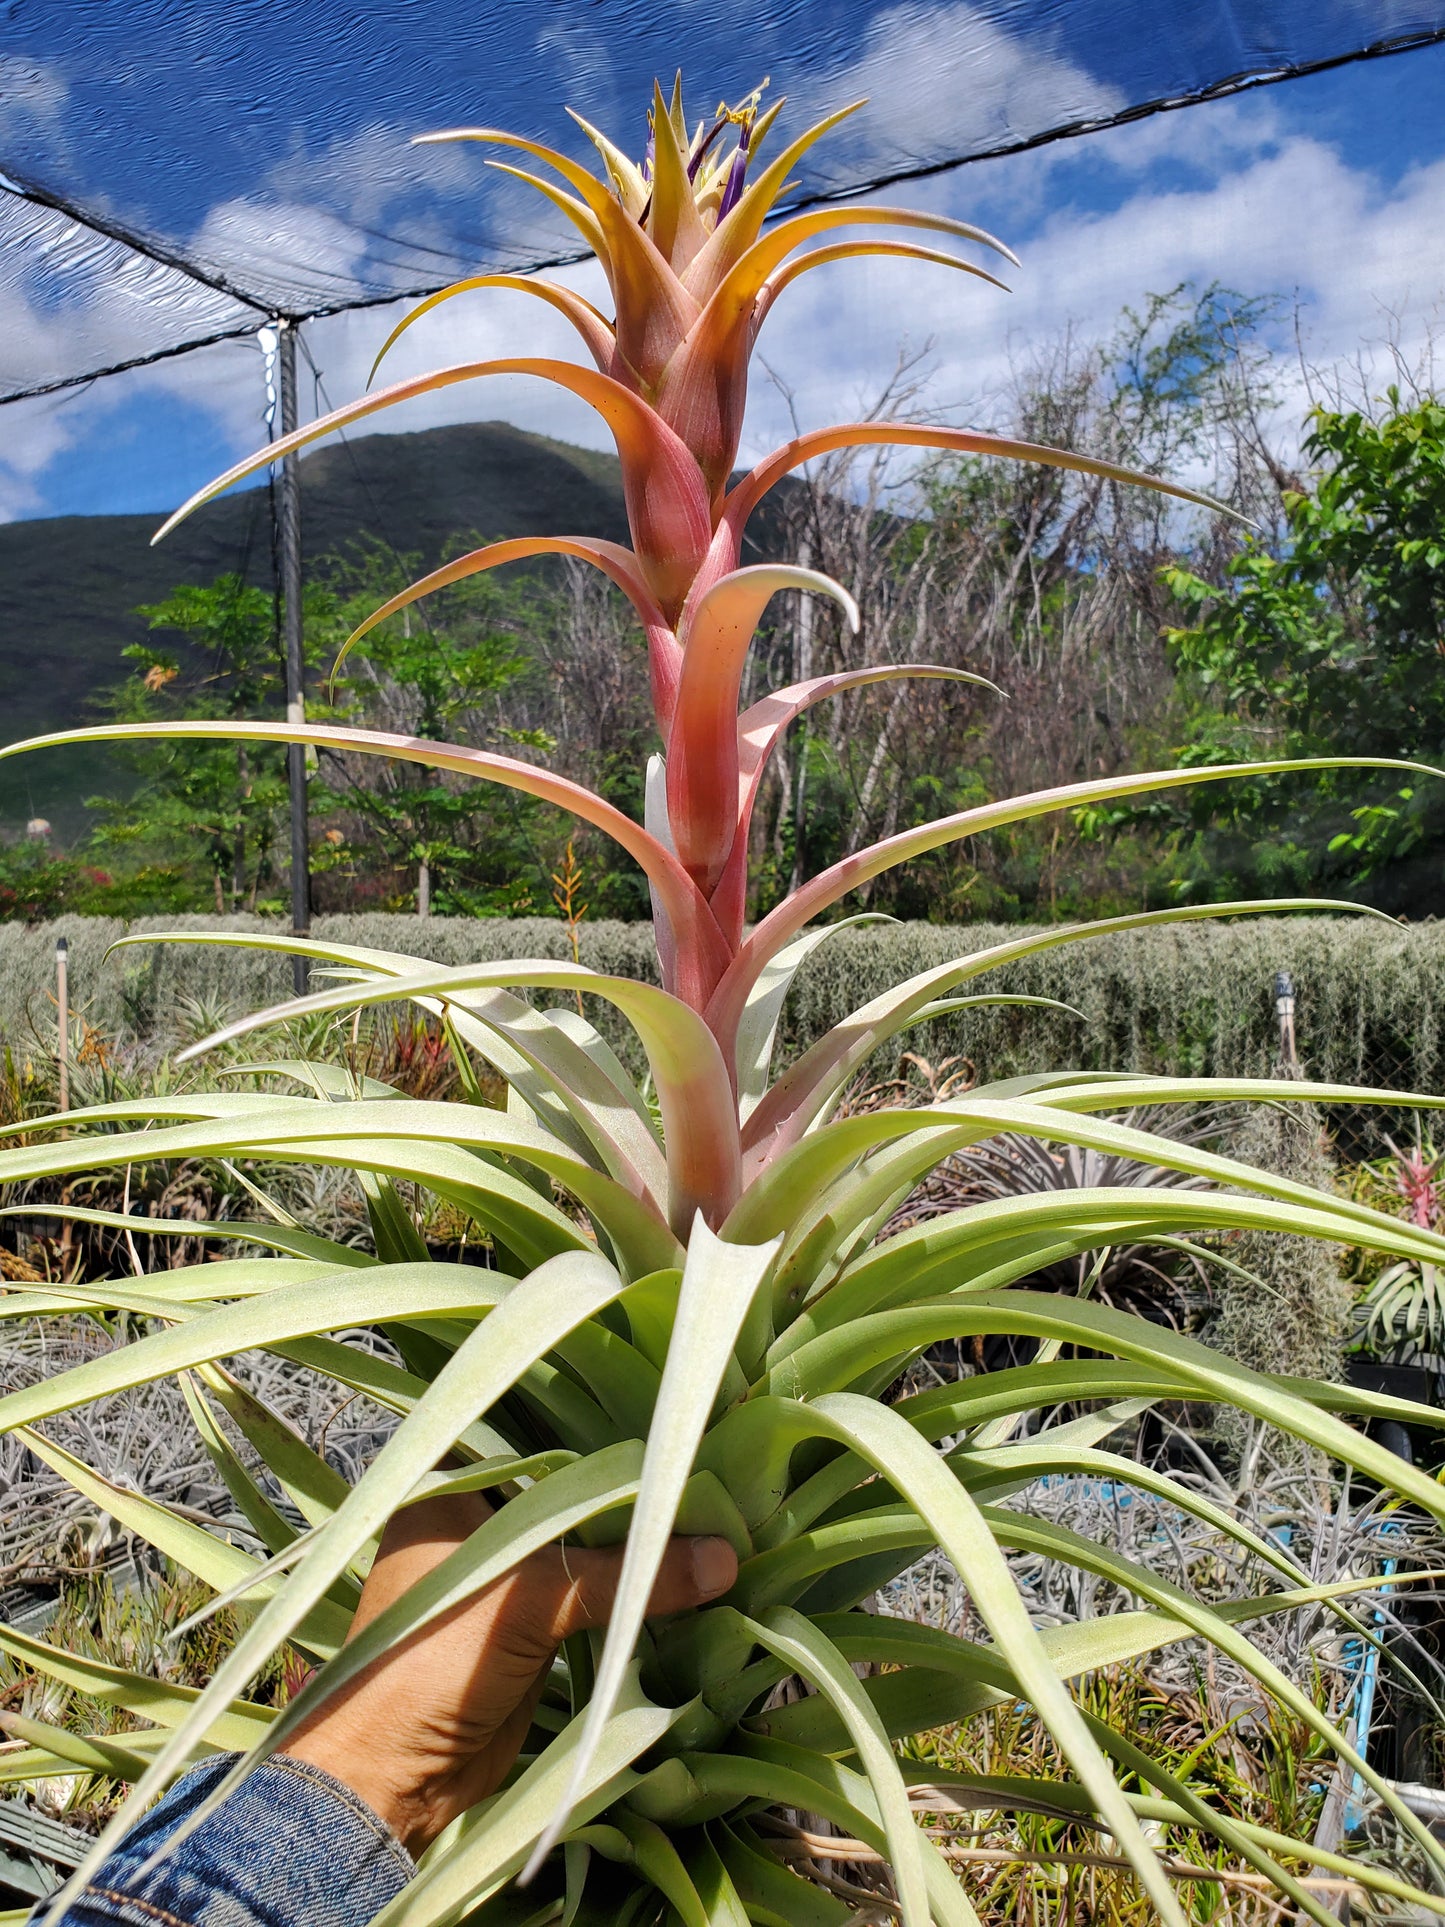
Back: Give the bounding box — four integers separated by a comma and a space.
9, 80, 1445, 1927
137, 79, 1256, 1226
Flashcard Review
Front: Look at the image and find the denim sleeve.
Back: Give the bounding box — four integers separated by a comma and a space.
44, 1754, 414, 1927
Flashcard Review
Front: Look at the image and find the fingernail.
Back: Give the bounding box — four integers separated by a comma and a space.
691, 1536, 736, 1597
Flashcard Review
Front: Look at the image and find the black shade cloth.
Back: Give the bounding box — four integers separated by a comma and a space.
4, 0, 1445, 401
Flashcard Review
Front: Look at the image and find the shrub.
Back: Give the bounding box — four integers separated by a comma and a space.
5, 914, 1444, 1104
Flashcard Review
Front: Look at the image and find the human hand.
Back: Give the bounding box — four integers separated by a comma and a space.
277, 1488, 737, 1857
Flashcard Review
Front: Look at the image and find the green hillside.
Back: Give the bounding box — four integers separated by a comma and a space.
0, 422, 631, 835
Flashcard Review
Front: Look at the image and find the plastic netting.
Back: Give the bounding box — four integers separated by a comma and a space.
5, 0, 1445, 400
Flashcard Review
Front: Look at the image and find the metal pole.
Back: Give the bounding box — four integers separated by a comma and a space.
277, 321, 310, 994
55, 936, 69, 1114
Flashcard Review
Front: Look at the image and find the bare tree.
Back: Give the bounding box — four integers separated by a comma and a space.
738, 285, 1296, 921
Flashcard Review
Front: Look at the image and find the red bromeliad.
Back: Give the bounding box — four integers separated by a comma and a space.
9, 79, 1437, 1249
129, 79, 1288, 1232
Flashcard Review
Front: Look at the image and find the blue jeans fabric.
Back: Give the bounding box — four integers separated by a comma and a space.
42, 1755, 413, 1927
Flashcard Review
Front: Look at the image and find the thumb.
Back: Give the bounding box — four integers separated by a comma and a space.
541, 1534, 737, 1641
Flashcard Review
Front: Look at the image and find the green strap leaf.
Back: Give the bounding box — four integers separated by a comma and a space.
106, 929, 667, 1203
733, 1092, 1445, 1273
0, 1623, 273, 1750
901, 1772, 1445, 1918
893, 1351, 1444, 1441
790, 1290, 1445, 1518
179, 1375, 311, 1561
738, 898, 1389, 1165
797, 1393, 1192, 1926
987, 1503, 1445, 1872
743, 1605, 931, 1927
0, 1201, 371, 1269
712, 1822, 851, 1927
34, 1248, 636, 1921
0, 1259, 338, 1325
735, 918, 893, 1121
361, 1170, 431, 1265
521, 1220, 779, 1882
552, 1323, 661, 1439
15, 1428, 353, 1659
763, 1398, 1150, 1548
575, 1810, 715, 1927
673, 1738, 981, 1927
0, 1099, 664, 1276
755, 1572, 1420, 1746
794, 1184, 1387, 1343
193, 1362, 358, 1534
0, 1263, 512, 1434
174, 960, 738, 1239
447, 997, 665, 1205
0, 1715, 155, 1784
371, 1673, 681, 1927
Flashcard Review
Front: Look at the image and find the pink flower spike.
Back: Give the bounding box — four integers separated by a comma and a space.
151, 356, 715, 631
706, 664, 996, 953
666, 566, 858, 895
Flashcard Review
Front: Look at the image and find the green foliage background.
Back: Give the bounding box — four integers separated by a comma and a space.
8, 296, 1445, 936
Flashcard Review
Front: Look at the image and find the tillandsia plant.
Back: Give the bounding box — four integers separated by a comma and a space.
9, 76, 1445, 1927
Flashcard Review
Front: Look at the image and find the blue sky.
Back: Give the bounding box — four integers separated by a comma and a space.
4, 33, 1445, 525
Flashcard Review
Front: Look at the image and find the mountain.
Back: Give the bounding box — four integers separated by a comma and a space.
0, 422, 632, 835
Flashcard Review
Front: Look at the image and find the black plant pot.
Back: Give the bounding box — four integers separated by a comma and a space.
1345, 1355, 1437, 1408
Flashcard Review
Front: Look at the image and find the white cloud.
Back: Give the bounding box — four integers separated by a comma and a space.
0, 52, 70, 156
152, 1, 1127, 477
726, 103, 1445, 473
188, 194, 370, 306
222, 44, 1445, 491
298, 255, 618, 450
265, 122, 476, 233
0, 390, 68, 517
809, 0, 1125, 165
5, 67, 1444, 525
0, 189, 260, 521
533, 19, 623, 125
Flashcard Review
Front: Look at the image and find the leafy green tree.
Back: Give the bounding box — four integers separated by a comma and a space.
83, 576, 292, 913
1160, 391, 1445, 908
0, 534, 655, 926
306, 539, 562, 916
70, 543, 587, 921
749, 285, 1286, 924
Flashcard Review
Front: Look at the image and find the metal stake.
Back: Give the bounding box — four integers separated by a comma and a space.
277, 320, 310, 994
55, 935, 69, 1114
